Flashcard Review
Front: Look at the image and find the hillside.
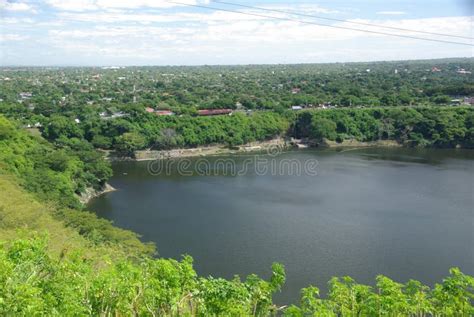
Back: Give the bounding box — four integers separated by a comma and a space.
0, 172, 88, 255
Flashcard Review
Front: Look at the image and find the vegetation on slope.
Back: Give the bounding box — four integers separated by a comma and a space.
6, 105, 474, 158
0, 115, 153, 256
0, 234, 472, 316
294, 106, 474, 148
43, 111, 291, 154
0, 115, 111, 208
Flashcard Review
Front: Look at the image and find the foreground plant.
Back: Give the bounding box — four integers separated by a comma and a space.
0, 236, 472, 316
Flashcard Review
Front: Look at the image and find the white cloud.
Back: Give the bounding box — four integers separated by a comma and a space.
56, 9, 270, 24
345, 16, 472, 39
95, 0, 203, 9
46, 0, 210, 11
1, 17, 35, 24
261, 4, 340, 15
44, 15, 472, 63
0, 33, 29, 42
45, 0, 98, 12
0, 1, 35, 12
3, 2, 472, 66
377, 11, 407, 15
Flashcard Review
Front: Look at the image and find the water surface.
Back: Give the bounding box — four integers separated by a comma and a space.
89, 148, 474, 304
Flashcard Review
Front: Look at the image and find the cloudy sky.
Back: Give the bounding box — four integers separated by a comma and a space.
0, 0, 472, 66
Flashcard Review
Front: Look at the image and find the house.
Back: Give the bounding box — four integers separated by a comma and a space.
110, 112, 127, 119
19, 92, 32, 100
451, 99, 462, 105
145, 107, 155, 113
431, 67, 441, 72
100, 111, 128, 120
197, 109, 233, 116
102, 66, 121, 70
457, 68, 472, 74
291, 106, 303, 111
463, 97, 474, 105
291, 88, 301, 94
156, 110, 174, 116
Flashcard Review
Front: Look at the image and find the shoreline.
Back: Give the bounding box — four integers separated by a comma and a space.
105, 138, 471, 163
320, 139, 402, 148
107, 138, 292, 162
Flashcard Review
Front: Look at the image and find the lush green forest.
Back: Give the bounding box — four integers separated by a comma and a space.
1, 59, 473, 315
41, 111, 291, 154
0, 115, 152, 255
1, 58, 473, 113
0, 58, 473, 154
294, 107, 474, 148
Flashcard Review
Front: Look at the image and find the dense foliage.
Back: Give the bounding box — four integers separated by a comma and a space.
0, 236, 472, 316
0, 236, 287, 316
284, 269, 474, 317
294, 107, 474, 148
0, 115, 153, 255
0, 115, 112, 208
1, 58, 472, 114
48, 111, 290, 154
1, 58, 472, 154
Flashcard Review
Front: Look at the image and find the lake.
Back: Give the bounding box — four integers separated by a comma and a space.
88, 148, 474, 305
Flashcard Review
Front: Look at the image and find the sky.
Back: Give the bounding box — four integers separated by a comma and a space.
0, 0, 473, 66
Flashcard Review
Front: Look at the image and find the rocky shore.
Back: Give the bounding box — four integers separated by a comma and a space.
108, 138, 292, 162
105, 138, 407, 162
78, 183, 117, 204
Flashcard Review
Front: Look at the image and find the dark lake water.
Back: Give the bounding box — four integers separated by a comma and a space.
88, 148, 474, 305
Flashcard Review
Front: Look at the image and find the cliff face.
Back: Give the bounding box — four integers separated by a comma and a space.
78, 183, 116, 205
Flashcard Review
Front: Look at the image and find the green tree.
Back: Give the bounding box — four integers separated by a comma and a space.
310, 116, 337, 141
115, 132, 147, 155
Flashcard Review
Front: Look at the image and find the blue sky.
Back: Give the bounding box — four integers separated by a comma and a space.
0, 0, 472, 66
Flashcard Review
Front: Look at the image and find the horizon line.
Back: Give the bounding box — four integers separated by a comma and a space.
1, 56, 473, 68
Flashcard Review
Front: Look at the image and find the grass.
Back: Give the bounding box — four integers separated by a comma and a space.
0, 171, 136, 263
